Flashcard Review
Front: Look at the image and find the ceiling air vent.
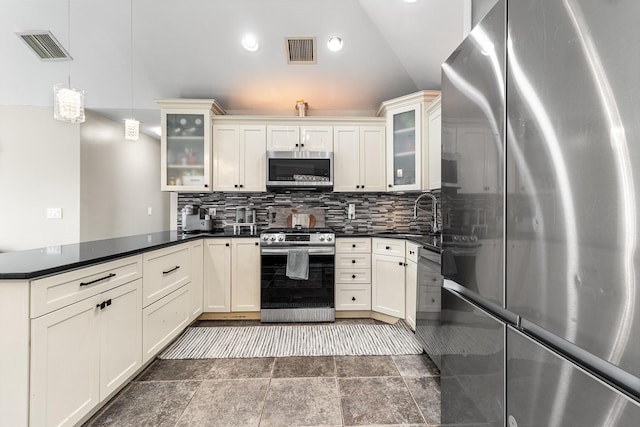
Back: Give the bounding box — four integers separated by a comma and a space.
16, 31, 72, 61
286, 37, 316, 64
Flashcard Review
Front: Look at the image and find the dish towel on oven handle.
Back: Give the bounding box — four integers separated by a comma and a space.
286, 249, 309, 280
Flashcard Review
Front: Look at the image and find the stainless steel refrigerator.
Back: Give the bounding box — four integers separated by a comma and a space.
438, 0, 640, 425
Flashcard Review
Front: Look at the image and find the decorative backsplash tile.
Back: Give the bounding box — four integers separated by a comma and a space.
177, 191, 441, 234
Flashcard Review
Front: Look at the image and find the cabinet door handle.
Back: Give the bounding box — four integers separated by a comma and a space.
204, 184, 208, 188
234, 184, 239, 188
226, 243, 230, 247
239, 184, 244, 188
361, 185, 364, 189
106, 299, 112, 307
356, 185, 360, 189
162, 266, 180, 275
352, 259, 356, 263
255, 242, 259, 246
352, 274, 356, 279
352, 244, 356, 248
388, 184, 392, 188
399, 261, 403, 266
301, 143, 305, 147
80, 273, 116, 287
295, 143, 299, 147
386, 246, 390, 250
351, 297, 356, 301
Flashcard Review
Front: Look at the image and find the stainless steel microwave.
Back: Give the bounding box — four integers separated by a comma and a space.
266, 151, 333, 191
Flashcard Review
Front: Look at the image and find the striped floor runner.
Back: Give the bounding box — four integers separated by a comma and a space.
159, 322, 423, 359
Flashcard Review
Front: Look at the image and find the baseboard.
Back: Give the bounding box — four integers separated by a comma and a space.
198, 312, 261, 320
198, 310, 401, 324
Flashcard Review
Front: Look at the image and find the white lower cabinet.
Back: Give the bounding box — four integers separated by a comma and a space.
204, 238, 260, 313
142, 284, 191, 364
404, 242, 420, 330
404, 259, 417, 330
231, 239, 261, 312
335, 237, 372, 311
189, 240, 204, 321
204, 239, 232, 312
30, 279, 141, 427
371, 253, 406, 318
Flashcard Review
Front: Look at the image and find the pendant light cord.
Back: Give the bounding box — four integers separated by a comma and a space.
130, 0, 134, 119
67, 0, 71, 88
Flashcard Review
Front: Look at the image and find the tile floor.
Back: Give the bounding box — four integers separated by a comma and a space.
84, 320, 441, 427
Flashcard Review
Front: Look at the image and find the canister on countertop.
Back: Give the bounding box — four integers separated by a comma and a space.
235, 207, 246, 223
246, 209, 256, 224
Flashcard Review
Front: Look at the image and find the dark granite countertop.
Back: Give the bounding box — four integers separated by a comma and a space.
0, 229, 440, 281
0, 230, 257, 280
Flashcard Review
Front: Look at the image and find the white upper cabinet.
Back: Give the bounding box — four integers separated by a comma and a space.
424, 95, 442, 191
212, 124, 266, 192
157, 99, 225, 192
266, 125, 333, 151
377, 91, 441, 192
334, 125, 386, 192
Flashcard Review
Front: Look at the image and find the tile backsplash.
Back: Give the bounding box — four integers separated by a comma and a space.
177, 191, 441, 234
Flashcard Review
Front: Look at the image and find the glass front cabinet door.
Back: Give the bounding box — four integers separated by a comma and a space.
379, 90, 440, 192
386, 104, 421, 191
157, 99, 225, 192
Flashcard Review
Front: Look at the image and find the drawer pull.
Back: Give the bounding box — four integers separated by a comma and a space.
399, 261, 403, 266
352, 244, 356, 248
409, 250, 414, 255
80, 273, 116, 287
352, 274, 356, 279
352, 259, 356, 264
351, 297, 356, 301
386, 246, 390, 250
163, 266, 181, 275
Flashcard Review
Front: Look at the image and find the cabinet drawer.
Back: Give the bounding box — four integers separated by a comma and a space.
372, 238, 405, 257
336, 237, 371, 253
31, 255, 142, 318
406, 242, 420, 263
142, 284, 191, 363
335, 253, 371, 269
418, 288, 441, 312
143, 243, 191, 308
335, 284, 371, 311
335, 268, 371, 284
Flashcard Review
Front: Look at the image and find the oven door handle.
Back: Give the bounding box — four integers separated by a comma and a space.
260, 247, 335, 256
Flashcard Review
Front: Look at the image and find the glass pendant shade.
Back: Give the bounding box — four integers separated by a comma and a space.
125, 118, 140, 140
53, 84, 85, 123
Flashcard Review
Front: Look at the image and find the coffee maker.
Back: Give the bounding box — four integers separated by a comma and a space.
181, 205, 214, 233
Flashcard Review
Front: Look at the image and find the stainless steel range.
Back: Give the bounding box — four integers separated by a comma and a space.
260, 228, 335, 322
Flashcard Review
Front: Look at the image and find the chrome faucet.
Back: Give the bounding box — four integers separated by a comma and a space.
414, 192, 439, 233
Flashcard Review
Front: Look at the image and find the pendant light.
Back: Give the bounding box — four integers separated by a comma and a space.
124, 0, 139, 140
53, 0, 85, 123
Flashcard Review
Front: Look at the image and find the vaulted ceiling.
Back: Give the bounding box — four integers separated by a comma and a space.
1, 0, 470, 135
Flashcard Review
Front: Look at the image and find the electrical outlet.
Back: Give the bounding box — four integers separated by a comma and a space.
147, 207, 153, 216
46, 245, 61, 255
46, 208, 62, 219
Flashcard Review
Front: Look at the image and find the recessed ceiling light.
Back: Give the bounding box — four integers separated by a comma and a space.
404, 0, 419, 3
241, 34, 259, 52
327, 36, 343, 52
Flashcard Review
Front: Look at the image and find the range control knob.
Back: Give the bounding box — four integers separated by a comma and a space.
262, 235, 269, 241
270, 236, 276, 241
326, 235, 333, 242
319, 235, 326, 241
277, 236, 284, 241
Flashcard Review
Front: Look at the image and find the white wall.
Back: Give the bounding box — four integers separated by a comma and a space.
0, 106, 80, 252
80, 111, 170, 242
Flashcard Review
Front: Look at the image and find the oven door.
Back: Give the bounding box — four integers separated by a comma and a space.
260, 247, 335, 310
